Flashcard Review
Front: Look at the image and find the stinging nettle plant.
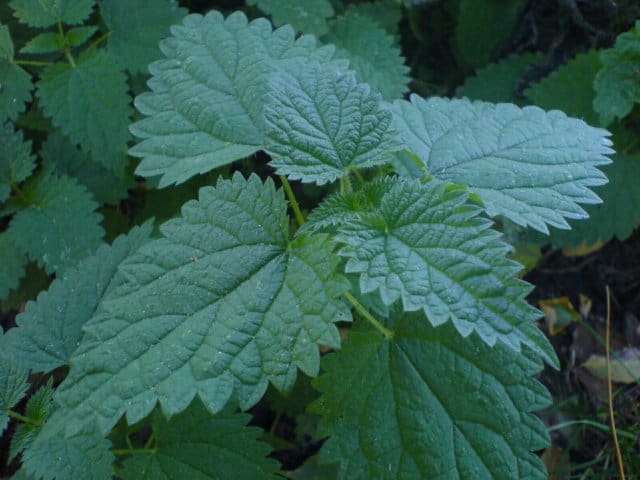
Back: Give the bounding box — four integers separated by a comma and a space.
0, 5, 615, 480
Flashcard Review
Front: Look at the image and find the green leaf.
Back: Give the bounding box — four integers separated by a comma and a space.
43, 173, 350, 438
0, 121, 35, 203
247, 0, 334, 36
0, 223, 152, 373
9, 0, 95, 27
37, 49, 132, 172
457, 52, 544, 104
391, 95, 613, 233
20, 32, 63, 54
120, 400, 279, 479
265, 64, 399, 185
0, 355, 29, 435
23, 420, 115, 480
41, 130, 132, 205
334, 177, 556, 365
9, 378, 54, 462
101, 0, 187, 74
0, 232, 28, 300
345, 0, 402, 36
455, 0, 524, 68
7, 171, 104, 274
593, 21, 640, 126
65, 25, 97, 47
534, 151, 640, 247
0, 60, 33, 122
0, 23, 14, 59
323, 12, 409, 101
525, 50, 601, 127
129, 10, 343, 187
311, 316, 551, 479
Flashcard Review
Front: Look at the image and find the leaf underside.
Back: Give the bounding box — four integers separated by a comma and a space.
129, 10, 342, 187
265, 63, 399, 185
43, 173, 350, 439
391, 95, 613, 233
312, 315, 551, 480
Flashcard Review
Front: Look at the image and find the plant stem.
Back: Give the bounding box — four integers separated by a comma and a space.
111, 448, 157, 456
344, 291, 393, 340
7, 409, 38, 426
58, 22, 76, 67
14, 60, 53, 67
280, 175, 305, 227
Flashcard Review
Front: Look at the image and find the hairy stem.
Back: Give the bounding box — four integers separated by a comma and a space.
280, 175, 305, 227
344, 291, 393, 340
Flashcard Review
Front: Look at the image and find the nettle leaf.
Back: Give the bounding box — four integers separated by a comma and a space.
20, 32, 64, 54
0, 25, 33, 121
311, 316, 551, 480
247, 0, 334, 36
455, 0, 524, 68
391, 95, 613, 233
9, 0, 95, 28
0, 356, 29, 435
41, 130, 132, 205
9, 378, 54, 462
0, 223, 152, 373
129, 10, 342, 187
44, 174, 350, 438
593, 21, 640, 126
37, 49, 132, 172
23, 420, 114, 480
457, 52, 544, 104
525, 50, 601, 127
345, 0, 403, 36
65, 26, 98, 47
335, 177, 556, 365
101, 0, 187, 75
265, 64, 399, 185
7, 171, 104, 274
0, 232, 28, 300
120, 400, 279, 480
323, 12, 410, 101
0, 121, 35, 203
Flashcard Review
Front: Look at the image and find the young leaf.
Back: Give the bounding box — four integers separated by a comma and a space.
37, 49, 132, 172
457, 52, 544, 104
65, 26, 97, 47
44, 173, 350, 438
0, 121, 35, 203
101, 0, 187, 74
41, 131, 132, 205
525, 50, 601, 127
120, 401, 279, 479
391, 95, 613, 233
334, 177, 556, 365
0, 232, 28, 300
593, 21, 640, 126
20, 32, 64, 54
323, 12, 410, 101
0, 223, 152, 373
129, 10, 343, 187
9, 378, 54, 462
0, 23, 12, 59
265, 64, 399, 185
0, 356, 29, 435
311, 316, 551, 479
9, 0, 95, 28
7, 171, 104, 274
247, 0, 334, 36
22, 419, 115, 480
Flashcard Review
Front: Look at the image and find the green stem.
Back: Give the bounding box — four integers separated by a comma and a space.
87, 31, 112, 51
548, 419, 637, 441
58, 22, 76, 67
112, 448, 157, 456
14, 59, 53, 67
344, 291, 393, 340
7, 409, 39, 426
280, 175, 305, 227
340, 174, 352, 194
